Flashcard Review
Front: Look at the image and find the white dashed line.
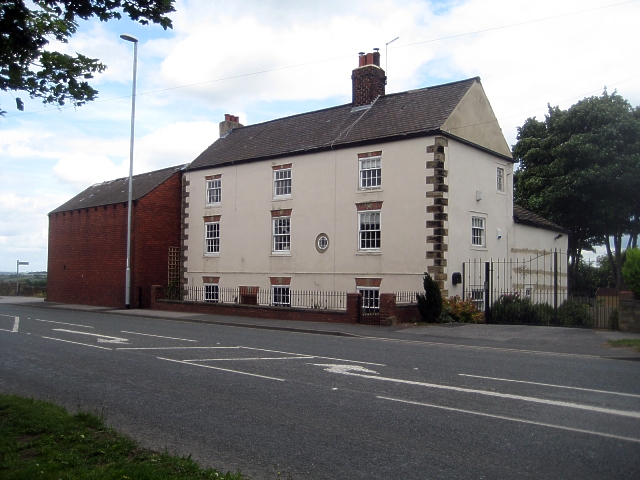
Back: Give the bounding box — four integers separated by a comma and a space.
459, 374, 640, 399
378, 396, 640, 444
186, 356, 315, 362
40, 336, 112, 350
241, 347, 385, 366
121, 331, 197, 342
117, 346, 240, 350
34, 318, 94, 328
157, 357, 285, 381
319, 368, 640, 419
52, 329, 128, 344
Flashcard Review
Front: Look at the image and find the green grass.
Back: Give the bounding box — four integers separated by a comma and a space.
0, 394, 244, 479
608, 339, 640, 352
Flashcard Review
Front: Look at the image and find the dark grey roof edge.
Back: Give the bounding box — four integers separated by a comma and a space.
49, 164, 185, 214
439, 132, 514, 163
186, 128, 444, 173
513, 205, 571, 234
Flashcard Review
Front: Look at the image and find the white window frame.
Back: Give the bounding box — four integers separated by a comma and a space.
206, 178, 221, 205
272, 286, 290, 307
471, 216, 486, 248
272, 216, 291, 253
358, 210, 381, 251
358, 287, 380, 312
496, 166, 505, 193
470, 289, 484, 312
359, 156, 381, 189
273, 168, 292, 198
205, 221, 220, 254
204, 283, 219, 303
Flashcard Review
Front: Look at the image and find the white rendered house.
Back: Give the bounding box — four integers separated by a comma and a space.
181, 51, 568, 304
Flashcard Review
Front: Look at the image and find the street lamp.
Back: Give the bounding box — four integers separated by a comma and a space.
120, 33, 138, 309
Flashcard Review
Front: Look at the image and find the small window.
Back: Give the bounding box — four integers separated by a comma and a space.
359, 288, 380, 312
274, 168, 292, 197
360, 156, 381, 189
206, 178, 221, 204
496, 167, 504, 192
470, 290, 484, 312
272, 286, 290, 307
205, 221, 220, 254
471, 216, 485, 247
204, 284, 219, 303
273, 217, 291, 252
359, 211, 381, 250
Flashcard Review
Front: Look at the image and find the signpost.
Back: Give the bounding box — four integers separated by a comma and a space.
16, 260, 28, 296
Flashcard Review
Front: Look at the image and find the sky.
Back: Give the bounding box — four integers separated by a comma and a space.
1, 0, 639, 272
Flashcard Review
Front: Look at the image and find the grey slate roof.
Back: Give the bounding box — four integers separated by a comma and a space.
50, 165, 183, 214
513, 205, 571, 234
188, 77, 480, 171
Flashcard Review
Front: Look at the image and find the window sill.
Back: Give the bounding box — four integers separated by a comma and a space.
356, 188, 383, 194
270, 252, 292, 257
272, 195, 292, 201
204, 253, 220, 258
496, 190, 506, 195
470, 246, 487, 251
356, 251, 381, 256
205, 203, 222, 208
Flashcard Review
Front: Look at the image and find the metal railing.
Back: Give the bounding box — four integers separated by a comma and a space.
167, 286, 347, 310
394, 291, 420, 304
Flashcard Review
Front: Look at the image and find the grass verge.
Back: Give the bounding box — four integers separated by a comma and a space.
0, 394, 244, 479
607, 339, 640, 352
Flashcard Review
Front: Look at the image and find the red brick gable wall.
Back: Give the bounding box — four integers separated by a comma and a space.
47, 172, 182, 308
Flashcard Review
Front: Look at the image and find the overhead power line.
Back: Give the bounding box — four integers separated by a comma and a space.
2, 0, 638, 119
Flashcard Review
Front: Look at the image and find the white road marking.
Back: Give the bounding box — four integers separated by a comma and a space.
52, 329, 128, 344
157, 357, 285, 381
378, 396, 640, 444
187, 356, 315, 362
314, 364, 379, 374
359, 336, 610, 360
241, 347, 385, 366
40, 336, 112, 350
34, 318, 94, 328
117, 346, 240, 350
121, 331, 197, 342
318, 368, 640, 419
459, 374, 640, 399
0, 317, 20, 333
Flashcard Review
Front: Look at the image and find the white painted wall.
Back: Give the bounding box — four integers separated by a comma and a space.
184, 135, 565, 295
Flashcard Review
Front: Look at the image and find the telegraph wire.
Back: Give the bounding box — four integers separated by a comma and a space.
2, 0, 638, 119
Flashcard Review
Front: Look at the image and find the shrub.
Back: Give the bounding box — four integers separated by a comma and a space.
557, 299, 592, 326
622, 248, 640, 297
417, 274, 443, 323
491, 293, 548, 324
442, 296, 485, 323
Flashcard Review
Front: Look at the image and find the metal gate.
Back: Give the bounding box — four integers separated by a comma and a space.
358, 289, 380, 325
462, 251, 565, 325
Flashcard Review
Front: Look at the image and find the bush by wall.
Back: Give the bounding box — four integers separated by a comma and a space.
491, 293, 551, 325
557, 299, 592, 326
417, 274, 443, 323
441, 296, 484, 323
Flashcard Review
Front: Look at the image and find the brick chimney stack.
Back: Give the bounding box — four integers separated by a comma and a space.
219, 113, 244, 138
352, 50, 386, 107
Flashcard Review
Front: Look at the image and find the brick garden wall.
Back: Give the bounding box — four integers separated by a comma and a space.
47, 173, 182, 308
151, 286, 361, 324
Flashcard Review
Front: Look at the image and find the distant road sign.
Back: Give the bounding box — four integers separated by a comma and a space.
17, 262, 29, 265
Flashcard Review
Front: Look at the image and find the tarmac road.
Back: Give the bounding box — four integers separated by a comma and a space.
1, 299, 639, 479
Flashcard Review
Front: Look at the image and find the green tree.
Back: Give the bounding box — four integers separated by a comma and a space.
513, 91, 640, 291
0, 0, 175, 115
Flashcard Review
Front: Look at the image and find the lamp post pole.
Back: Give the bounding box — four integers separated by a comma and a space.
120, 34, 138, 309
